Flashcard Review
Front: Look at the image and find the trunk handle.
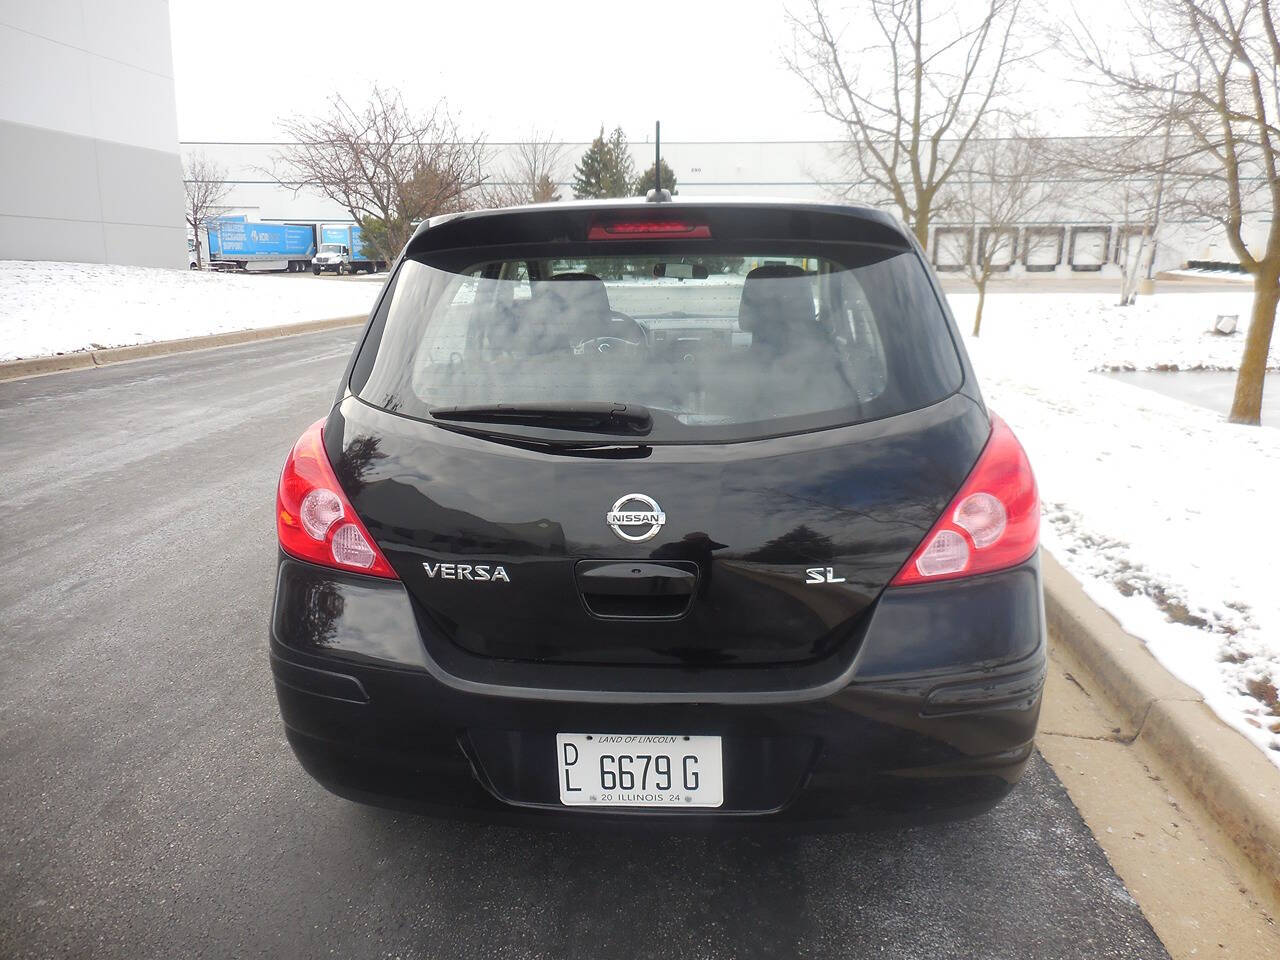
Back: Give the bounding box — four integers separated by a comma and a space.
575, 560, 697, 597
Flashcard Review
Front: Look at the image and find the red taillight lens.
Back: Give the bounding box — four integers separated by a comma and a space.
276, 419, 398, 579
586, 219, 712, 240
890, 413, 1038, 586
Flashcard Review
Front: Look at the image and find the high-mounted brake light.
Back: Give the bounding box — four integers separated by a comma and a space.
276, 419, 398, 579
890, 414, 1038, 586
587, 219, 712, 240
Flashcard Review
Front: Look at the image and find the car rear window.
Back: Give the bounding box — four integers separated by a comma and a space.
353, 242, 962, 443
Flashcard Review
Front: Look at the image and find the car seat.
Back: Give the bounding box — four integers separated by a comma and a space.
737, 265, 825, 357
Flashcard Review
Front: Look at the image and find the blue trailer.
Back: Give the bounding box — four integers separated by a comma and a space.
206, 219, 317, 273
312, 223, 385, 275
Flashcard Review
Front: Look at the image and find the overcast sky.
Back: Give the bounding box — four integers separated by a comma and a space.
169, 0, 1099, 144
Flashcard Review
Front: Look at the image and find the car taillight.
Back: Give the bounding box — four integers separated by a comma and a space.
586, 219, 712, 240
890, 413, 1038, 586
276, 418, 398, 579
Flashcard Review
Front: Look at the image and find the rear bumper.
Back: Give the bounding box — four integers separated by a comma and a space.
269, 553, 1046, 828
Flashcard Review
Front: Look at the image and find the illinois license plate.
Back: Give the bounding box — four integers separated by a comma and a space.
555, 733, 724, 808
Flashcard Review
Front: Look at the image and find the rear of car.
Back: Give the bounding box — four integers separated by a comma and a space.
269, 199, 1045, 827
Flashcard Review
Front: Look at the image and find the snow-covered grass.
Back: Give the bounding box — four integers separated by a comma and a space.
949, 289, 1280, 763
0, 261, 382, 361
964, 290, 1274, 373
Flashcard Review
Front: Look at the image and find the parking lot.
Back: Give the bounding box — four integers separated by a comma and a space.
0, 329, 1176, 960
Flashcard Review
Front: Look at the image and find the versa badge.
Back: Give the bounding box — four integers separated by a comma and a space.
423, 562, 510, 582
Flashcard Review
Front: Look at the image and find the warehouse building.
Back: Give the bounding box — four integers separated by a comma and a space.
0, 1, 186, 268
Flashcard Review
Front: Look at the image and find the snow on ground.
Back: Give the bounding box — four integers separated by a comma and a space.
949, 289, 1280, 763
0, 261, 382, 361
964, 290, 1274, 372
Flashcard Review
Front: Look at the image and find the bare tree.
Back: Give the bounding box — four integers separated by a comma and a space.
951, 132, 1053, 335
183, 153, 231, 269
481, 130, 566, 207
1048, 135, 1169, 306
1112, 178, 1160, 307
273, 86, 487, 265
785, 0, 1024, 247
1068, 0, 1280, 425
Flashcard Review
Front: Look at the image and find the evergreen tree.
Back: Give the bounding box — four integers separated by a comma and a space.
632, 159, 677, 196
572, 126, 635, 199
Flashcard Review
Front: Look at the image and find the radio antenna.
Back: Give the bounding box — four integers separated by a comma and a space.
647, 121, 671, 202
654, 120, 661, 193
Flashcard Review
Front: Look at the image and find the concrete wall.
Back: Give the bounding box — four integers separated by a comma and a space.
0, 0, 186, 268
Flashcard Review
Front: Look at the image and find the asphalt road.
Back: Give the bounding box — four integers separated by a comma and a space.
0, 329, 1170, 960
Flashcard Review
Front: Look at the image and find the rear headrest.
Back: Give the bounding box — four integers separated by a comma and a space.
744, 264, 807, 282
533, 272, 612, 318
738, 265, 816, 347
529, 271, 614, 346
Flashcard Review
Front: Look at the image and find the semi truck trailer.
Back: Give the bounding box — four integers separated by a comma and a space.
207, 219, 317, 273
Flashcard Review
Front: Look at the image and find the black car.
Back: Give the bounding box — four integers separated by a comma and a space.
270, 198, 1044, 827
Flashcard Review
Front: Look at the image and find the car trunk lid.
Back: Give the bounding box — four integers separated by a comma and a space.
330, 394, 987, 667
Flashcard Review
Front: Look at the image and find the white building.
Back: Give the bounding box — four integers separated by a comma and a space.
0, 0, 186, 267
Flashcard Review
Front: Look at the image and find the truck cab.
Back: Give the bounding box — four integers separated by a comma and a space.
312, 243, 351, 275
313, 223, 386, 275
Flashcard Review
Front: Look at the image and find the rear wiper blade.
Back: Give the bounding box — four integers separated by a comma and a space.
429, 402, 652, 436
431, 422, 654, 457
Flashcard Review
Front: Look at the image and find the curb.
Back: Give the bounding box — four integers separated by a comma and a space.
0, 314, 367, 382
1042, 550, 1280, 899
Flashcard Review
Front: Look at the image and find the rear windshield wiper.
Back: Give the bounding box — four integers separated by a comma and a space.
427, 422, 654, 457
429, 402, 653, 436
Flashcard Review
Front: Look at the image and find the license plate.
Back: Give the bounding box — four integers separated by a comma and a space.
555, 733, 724, 808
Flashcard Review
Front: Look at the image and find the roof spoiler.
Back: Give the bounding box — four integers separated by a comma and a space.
405, 202, 911, 257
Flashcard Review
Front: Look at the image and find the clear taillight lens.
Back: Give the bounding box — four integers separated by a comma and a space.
330, 522, 377, 569
953, 492, 1007, 548
913, 529, 971, 577
299, 488, 344, 540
